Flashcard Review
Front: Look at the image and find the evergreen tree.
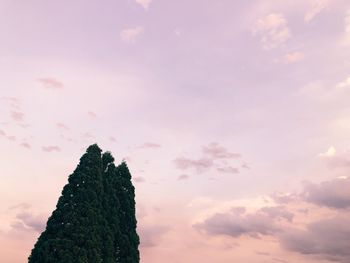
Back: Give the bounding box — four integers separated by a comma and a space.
28, 144, 140, 263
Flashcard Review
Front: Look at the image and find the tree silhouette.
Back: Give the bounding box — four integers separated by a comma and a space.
28, 144, 139, 263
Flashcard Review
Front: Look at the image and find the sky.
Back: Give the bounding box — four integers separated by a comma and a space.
1, 0, 350, 262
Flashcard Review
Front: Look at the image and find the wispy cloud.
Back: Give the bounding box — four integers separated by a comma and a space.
109, 136, 117, 143
173, 157, 213, 173
37, 78, 64, 90
278, 51, 305, 64
202, 142, 240, 160
304, 0, 330, 22
252, 13, 291, 50
10, 111, 24, 122
20, 142, 31, 149
135, 0, 152, 11
120, 27, 144, 43
134, 176, 146, 183
138, 142, 162, 149
42, 146, 61, 152
178, 174, 189, 180
88, 111, 97, 118
11, 211, 46, 233
56, 122, 69, 130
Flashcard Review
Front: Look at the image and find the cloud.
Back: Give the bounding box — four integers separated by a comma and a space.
173, 157, 213, 173
138, 142, 161, 149
202, 142, 240, 159
11, 212, 46, 233
10, 111, 24, 122
139, 225, 170, 247
37, 78, 64, 90
56, 122, 69, 130
216, 166, 239, 174
81, 132, 94, 139
270, 192, 298, 204
344, 9, 350, 45
135, 0, 152, 11
279, 51, 305, 64
280, 216, 350, 263
302, 177, 350, 209
194, 206, 292, 238
304, 0, 330, 22
20, 142, 31, 149
0, 129, 17, 142
6, 135, 16, 141
335, 76, 350, 89
9, 203, 31, 210
319, 146, 336, 157
1, 96, 20, 109
178, 174, 189, 180
252, 13, 291, 50
134, 176, 146, 183
88, 111, 97, 118
109, 136, 117, 143
120, 27, 144, 43
42, 146, 61, 152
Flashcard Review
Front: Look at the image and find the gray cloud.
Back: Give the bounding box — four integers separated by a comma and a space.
10, 111, 24, 122
194, 206, 292, 238
138, 142, 161, 149
173, 157, 213, 173
11, 211, 46, 233
133, 176, 146, 183
139, 225, 170, 247
178, 174, 189, 180
202, 142, 241, 160
37, 78, 64, 90
216, 166, 239, 174
280, 216, 350, 263
42, 145, 61, 152
302, 177, 350, 209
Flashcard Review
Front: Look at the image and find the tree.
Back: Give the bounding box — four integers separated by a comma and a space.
28, 144, 140, 263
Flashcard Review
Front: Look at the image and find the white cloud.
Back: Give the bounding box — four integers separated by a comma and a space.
252, 13, 291, 50
319, 146, 336, 158
135, 0, 152, 11
304, 0, 330, 22
120, 26, 144, 43
278, 51, 305, 64
336, 76, 350, 89
342, 9, 350, 45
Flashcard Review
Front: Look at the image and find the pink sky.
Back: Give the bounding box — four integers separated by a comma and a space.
1, 0, 350, 262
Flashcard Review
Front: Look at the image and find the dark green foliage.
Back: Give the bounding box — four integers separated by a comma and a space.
28, 144, 140, 263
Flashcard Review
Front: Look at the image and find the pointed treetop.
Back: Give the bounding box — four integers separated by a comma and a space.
86, 143, 102, 154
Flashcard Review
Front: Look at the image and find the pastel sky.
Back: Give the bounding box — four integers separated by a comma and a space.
1, 0, 350, 262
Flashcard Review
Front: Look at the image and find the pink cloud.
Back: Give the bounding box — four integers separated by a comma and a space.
56, 122, 69, 130
134, 176, 146, 183
42, 146, 61, 152
88, 111, 97, 118
20, 142, 31, 149
202, 142, 241, 159
138, 142, 161, 149
135, 0, 152, 11
178, 174, 189, 180
10, 111, 24, 122
109, 136, 117, 142
37, 78, 64, 90
120, 27, 143, 43
6, 136, 16, 141
216, 166, 239, 174
252, 13, 291, 50
279, 51, 305, 64
174, 157, 213, 173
